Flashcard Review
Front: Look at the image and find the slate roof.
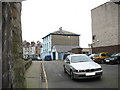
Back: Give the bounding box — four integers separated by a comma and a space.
53, 45, 81, 52
52, 29, 77, 35
42, 28, 80, 39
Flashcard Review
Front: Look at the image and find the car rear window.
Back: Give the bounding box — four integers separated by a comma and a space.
101, 54, 107, 56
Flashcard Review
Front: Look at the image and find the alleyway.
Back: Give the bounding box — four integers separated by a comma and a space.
25, 61, 41, 88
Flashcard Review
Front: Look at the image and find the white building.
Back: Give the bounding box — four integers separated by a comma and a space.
41, 27, 80, 60
42, 35, 52, 59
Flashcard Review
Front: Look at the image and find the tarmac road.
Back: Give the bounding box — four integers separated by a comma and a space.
43, 61, 119, 88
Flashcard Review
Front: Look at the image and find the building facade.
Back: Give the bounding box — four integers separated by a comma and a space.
42, 27, 80, 60
91, 1, 120, 54
81, 48, 92, 54
23, 41, 30, 59
23, 41, 42, 60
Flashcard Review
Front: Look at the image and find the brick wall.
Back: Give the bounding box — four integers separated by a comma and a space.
92, 45, 120, 54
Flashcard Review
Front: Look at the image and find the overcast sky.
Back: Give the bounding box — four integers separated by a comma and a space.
21, 0, 110, 48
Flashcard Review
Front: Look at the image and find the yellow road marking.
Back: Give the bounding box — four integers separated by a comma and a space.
42, 63, 48, 88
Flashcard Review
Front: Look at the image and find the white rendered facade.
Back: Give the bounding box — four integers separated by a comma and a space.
42, 35, 52, 59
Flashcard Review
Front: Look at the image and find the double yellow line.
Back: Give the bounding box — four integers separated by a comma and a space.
41, 62, 48, 88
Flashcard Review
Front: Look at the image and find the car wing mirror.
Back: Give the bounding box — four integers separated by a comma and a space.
65, 61, 70, 64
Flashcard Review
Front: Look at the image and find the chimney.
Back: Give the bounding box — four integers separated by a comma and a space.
59, 27, 62, 31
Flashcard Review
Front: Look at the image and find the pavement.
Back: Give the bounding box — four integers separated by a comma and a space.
24, 61, 42, 88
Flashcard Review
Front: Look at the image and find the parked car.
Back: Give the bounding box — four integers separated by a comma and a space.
89, 52, 109, 64
28, 55, 37, 60
37, 57, 42, 61
104, 53, 120, 64
63, 54, 103, 80
89, 54, 98, 59
63, 52, 74, 60
44, 55, 52, 61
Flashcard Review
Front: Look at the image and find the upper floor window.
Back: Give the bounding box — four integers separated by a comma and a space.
92, 35, 96, 40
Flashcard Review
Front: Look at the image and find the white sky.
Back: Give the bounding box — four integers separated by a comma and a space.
21, 0, 110, 48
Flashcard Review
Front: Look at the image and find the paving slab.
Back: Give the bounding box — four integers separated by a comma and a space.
25, 61, 41, 88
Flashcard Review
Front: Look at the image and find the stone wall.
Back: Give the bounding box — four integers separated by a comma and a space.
2, 2, 25, 88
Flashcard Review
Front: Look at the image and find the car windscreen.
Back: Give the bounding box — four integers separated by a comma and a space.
71, 56, 93, 63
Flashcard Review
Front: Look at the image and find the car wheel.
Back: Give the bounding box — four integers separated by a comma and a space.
70, 71, 75, 80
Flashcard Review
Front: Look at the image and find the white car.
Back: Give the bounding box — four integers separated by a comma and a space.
63, 54, 103, 80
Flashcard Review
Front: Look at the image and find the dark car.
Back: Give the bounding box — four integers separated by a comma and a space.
28, 55, 37, 60
63, 52, 74, 60
104, 53, 120, 64
44, 55, 52, 61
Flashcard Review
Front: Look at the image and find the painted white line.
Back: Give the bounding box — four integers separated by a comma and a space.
42, 63, 48, 88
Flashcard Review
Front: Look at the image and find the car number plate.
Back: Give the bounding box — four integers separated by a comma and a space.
86, 72, 95, 76
106, 60, 109, 62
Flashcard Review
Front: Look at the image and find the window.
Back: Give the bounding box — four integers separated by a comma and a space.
92, 35, 96, 40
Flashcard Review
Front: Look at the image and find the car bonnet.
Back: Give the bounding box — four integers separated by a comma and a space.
70, 62, 101, 70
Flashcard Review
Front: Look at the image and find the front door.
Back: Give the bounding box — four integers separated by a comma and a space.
53, 52, 56, 60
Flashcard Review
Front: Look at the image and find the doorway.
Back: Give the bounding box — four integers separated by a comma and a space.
53, 52, 56, 60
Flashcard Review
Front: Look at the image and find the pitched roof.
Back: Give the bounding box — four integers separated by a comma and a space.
52, 29, 77, 35
53, 45, 81, 52
42, 28, 80, 39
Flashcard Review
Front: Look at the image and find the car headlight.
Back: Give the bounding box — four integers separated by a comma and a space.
71, 67, 79, 72
74, 70, 84, 72
73, 69, 83, 72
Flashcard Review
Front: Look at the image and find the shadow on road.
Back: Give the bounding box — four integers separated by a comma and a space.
71, 77, 102, 82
